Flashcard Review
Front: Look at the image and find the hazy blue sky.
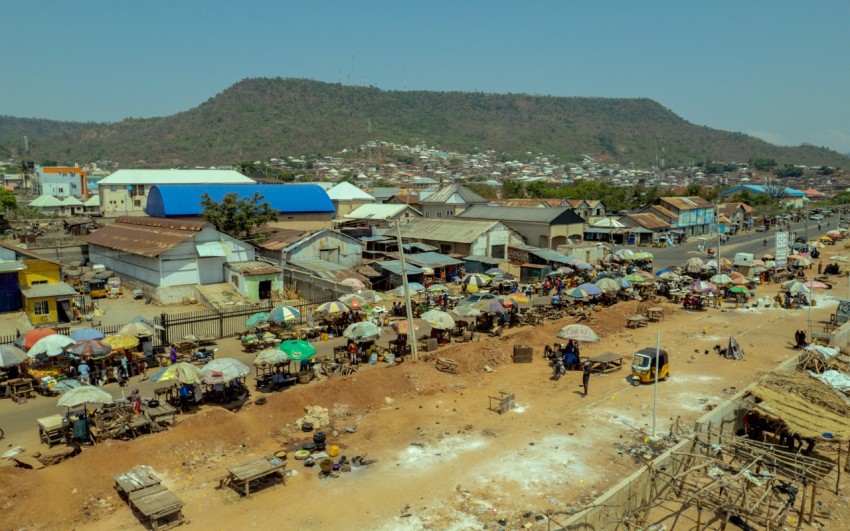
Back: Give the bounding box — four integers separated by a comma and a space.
3, 1, 849, 153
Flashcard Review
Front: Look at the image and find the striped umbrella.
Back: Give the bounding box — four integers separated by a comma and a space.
709, 274, 733, 286
67, 339, 113, 359
472, 299, 505, 314
782, 280, 810, 295
341, 277, 366, 290
594, 278, 621, 293
316, 301, 350, 314
339, 294, 372, 310
565, 287, 591, 299
14, 327, 58, 350
343, 321, 382, 340
462, 274, 491, 287
152, 362, 204, 385
269, 305, 301, 324
426, 284, 449, 292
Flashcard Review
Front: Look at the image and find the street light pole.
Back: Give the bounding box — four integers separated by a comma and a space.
394, 219, 419, 361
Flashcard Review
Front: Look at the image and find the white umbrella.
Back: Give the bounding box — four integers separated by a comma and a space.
420, 310, 456, 330
710, 274, 733, 286
201, 358, 250, 384
0, 345, 27, 368
57, 385, 114, 408
685, 257, 704, 273
28, 334, 74, 358
451, 305, 482, 318
557, 324, 600, 342
342, 321, 382, 340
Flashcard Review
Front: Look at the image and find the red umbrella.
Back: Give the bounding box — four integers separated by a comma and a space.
15, 328, 58, 350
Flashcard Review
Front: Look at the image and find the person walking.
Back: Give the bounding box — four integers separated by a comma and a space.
169, 344, 177, 365
582, 361, 591, 397
78, 360, 90, 385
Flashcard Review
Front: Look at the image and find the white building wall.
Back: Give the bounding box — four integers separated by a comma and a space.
88, 245, 164, 286
287, 232, 363, 269
469, 226, 522, 257
99, 185, 147, 217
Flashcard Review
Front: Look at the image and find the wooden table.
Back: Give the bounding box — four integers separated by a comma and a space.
627, 315, 649, 328
6, 378, 36, 402
647, 307, 664, 322
115, 466, 184, 530
588, 352, 625, 374
225, 456, 286, 497
145, 403, 177, 427
114, 465, 162, 500
37, 414, 68, 447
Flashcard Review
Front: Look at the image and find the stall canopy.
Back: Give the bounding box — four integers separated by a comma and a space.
748, 372, 850, 442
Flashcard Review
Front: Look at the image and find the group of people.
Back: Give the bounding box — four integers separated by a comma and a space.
73, 350, 147, 388
545, 340, 592, 396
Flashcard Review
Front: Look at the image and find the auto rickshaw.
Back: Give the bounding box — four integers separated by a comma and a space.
631, 347, 669, 385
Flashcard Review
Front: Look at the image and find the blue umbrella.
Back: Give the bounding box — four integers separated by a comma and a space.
655, 268, 673, 277
615, 277, 632, 289
70, 328, 105, 341
577, 283, 603, 296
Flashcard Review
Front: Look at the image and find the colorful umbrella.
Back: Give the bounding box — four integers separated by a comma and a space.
472, 299, 505, 314
69, 328, 105, 341
343, 321, 382, 340
426, 284, 449, 293
574, 261, 593, 270
277, 339, 317, 361
615, 277, 632, 289
577, 282, 603, 296
338, 294, 372, 310
316, 301, 350, 314
594, 278, 621, 292
826, 230, 841, 239
565, 287, 591, 299
67, 340, 113, 359
624, 273, 648, 284
420, 310, 456, 330
118, 322, 157, 338
14, 327, 57, 350
615, 249, 635, 261
782, 280, 811, 294
102, 334, 139, 350
201, 358, 249, 384
341, 277, 366, 290
657, 271, 681, 282
685, 257, 704, 273
151, 362, 205, 385
0, 345, 27, 368
358, 290, 384, 303
689, 281, 717, 294
794, 257, 813, 267
557, 324, 600, 342
245, 312, 270, 327
485, 268, 506, 277
392, 319, 420, 336
269, 305, 301, 324
728, 286, 749, 294
27, 334, 74, 358
761, 253, 774, 260
498, 294, 529, 308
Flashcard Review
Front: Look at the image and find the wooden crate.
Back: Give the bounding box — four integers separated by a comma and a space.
512, 345, 533, 363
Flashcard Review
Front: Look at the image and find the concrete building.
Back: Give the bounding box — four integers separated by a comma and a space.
97, 169, 255, 217
636, 196, 716, 237
36, 167, 89, 200
455, 205, 585, 249
82, 217, 254, 288
223, 261, 283, 301
326, 181, 374, 217
255, 229, 364, 269
0, 242, 75, 323
343, 204, 422, 228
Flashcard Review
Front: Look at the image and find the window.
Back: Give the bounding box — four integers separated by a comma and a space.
436, 212, 442, 218
33, 300, 49, 316
424, 212, 430, 218
134, 199, 142, 207
31, 280, 48, 285
491, 244, 506, 259
440, 244, 452, 254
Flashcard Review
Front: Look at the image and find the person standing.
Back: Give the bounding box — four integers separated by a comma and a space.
179, 383, 191, 412
78, 360, 90, 384
582, 361, 591, 397
169, 344, 177, 365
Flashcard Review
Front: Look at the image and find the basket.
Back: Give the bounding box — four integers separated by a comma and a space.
297, 371, 312, 384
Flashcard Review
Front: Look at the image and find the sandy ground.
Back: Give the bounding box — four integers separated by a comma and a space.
1, 270, 846, 530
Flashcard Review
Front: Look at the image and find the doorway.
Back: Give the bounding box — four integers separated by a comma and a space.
258, 280, 272, 300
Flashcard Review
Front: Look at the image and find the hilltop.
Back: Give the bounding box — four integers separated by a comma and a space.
1, 78, 847, 168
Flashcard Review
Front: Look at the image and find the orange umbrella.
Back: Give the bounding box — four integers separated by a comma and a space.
15, 328, 58, 350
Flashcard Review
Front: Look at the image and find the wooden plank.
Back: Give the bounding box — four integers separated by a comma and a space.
131, 485, 183, 517
12, 455, 45, 469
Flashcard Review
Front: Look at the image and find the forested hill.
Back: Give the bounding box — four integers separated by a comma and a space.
2, 77, 847, 168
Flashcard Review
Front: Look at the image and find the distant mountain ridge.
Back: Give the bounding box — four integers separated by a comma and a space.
1, 77, 847, 168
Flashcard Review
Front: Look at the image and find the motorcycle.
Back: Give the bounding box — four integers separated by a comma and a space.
706, 248, 716, 258
190, 348, 217, 365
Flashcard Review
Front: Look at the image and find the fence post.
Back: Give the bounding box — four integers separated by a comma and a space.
218, 310, 224, 339
159, 313, 168, 346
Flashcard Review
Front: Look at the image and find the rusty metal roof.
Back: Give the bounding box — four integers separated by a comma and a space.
623, 213, 670, 230
82, 217, 206, 258
225, 261, 282, 275
255, 229, 316, 251
659, 196, 713, 211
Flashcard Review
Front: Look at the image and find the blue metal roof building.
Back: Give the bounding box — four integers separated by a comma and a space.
146, 184, 335, 217
720, 184, 805, 198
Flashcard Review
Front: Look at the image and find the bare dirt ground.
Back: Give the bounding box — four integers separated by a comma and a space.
0, 282, 846, 530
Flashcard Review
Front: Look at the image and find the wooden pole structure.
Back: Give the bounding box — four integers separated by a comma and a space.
796, 479, 807, 531
808, 482, 817, 524
837, 441, 842, 495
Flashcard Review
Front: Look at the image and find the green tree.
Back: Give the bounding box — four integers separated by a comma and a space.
371, 178, 395, 188
502, 179, 525, 198
465, 183, 497, 200
750, 158, 778, 171
817, 166, 836, 176
0, 189, 17, 211
234, 160, 257, 176
200, 192, 277, 237
774, 164, 803, 178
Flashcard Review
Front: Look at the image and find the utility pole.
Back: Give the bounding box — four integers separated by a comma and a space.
394, 218, 418, 361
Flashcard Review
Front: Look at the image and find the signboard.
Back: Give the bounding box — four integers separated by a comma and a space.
718, 223, 726, 235
774, 231, 789, 266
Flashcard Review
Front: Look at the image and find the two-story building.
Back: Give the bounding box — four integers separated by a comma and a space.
0, 242, 77, 324
36, 167, 89, 200
637, 197, 715, 237
419, 184, 488, 219
455, 205, 585, 249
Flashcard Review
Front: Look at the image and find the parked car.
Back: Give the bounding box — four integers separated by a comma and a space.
755, 226, 767, 232
810, 214, 824, 221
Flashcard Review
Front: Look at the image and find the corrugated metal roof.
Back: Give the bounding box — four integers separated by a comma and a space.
225, 260, 281, 275
457, 205, 583, 224
404, 252, 463, 267
660, 196, 713, 211
146, 184, 334, 217
287, 259, 367, 283
255, 229, 316, 251
650, 205, 677, 220
345, 204, 416, 220
326, 181, 375, 201
82, 217, 205, 258
0, 261, 26, 272
463, 255, 503, 265
21, 283, 78, 298
397, 219, 501, 244
420, 184, 488, 205
195, 241, 231, 257
623, 213, 669, 230
403, 242, 437, 252
375, 260, 425, 275
29, 195, 64, 208
98, 169, 255, 186
511, 244, 572, 263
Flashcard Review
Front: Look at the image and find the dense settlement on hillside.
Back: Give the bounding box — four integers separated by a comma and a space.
0, 166, 817, 324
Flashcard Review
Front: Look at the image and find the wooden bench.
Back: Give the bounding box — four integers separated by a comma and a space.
627, 315, 649, 328
435, 357, 458, 374
224, 456, 286, 497
115, 466, 184, 530
587, 352, 625, 374
488, 392, 515, 415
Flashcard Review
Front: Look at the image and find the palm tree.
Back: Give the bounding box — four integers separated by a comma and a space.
234, 161, 257, 177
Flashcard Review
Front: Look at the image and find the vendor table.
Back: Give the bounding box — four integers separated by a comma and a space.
224, 456, 286, 497
115, 467, 184, 531
5, 378, 36, 402
647, 307, 664, 322
627, 315, 649, 328
145, 403, 177, 427
588, 352, 625, 374
37, 414, 68, 447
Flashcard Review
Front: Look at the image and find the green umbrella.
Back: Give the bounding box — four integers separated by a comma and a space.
729, 286, 749, 294
277, 339, 317, 362
245, 312, 270, 327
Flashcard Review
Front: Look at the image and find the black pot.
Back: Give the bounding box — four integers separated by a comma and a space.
302, 422, 314, 432
313, 431, 326, 444
147, 400, 159, 408
302, 442, 316, 451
